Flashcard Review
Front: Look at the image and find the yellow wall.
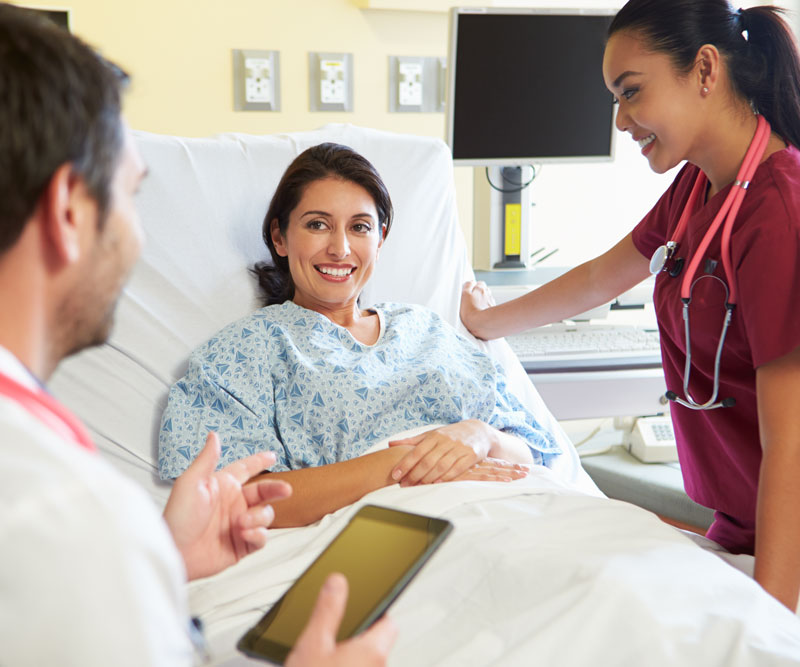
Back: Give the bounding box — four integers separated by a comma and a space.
20, 0, 474, 248
24, 0, 797, 263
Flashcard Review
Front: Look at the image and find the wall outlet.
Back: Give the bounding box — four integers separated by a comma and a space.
320, 58, 347, 104
398, 61, 423, 106
388, 56, 446, 113
309, 52, 353, 111
233, 49, 280, 111
245, 56, 273, 103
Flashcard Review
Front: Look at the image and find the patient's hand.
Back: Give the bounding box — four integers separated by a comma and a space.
460, 280, 495, 339
454, 457, 529, 482
389, 421, 528, 486
163, 432, 292, 581
286, 573, 396, 667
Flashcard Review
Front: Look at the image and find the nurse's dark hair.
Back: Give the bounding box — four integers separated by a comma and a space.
252, 143, 393, 306
0, 3, 129, 256
609, 0, 800, 149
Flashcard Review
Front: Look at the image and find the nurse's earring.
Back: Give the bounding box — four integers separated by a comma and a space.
702, 86, 709, 96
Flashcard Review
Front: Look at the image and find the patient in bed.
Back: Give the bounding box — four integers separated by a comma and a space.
159, 143, 561, 526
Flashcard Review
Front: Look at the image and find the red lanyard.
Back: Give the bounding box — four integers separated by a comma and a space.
0, 371, 96, 453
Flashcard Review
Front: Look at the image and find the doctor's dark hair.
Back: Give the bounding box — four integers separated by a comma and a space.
252, 143, 394, 306
609, 0, 800, 149
0, 3, 129, 256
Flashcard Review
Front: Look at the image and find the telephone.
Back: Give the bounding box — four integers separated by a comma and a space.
626, 415, 678, 463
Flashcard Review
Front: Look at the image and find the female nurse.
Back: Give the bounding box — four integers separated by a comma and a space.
460, 0, 800, 611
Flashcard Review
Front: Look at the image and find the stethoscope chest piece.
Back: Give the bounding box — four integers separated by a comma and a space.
649, 241, 679, 275
649, 245, 669, 274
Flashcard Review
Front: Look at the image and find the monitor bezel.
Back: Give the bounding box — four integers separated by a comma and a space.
445, 6, 618, 167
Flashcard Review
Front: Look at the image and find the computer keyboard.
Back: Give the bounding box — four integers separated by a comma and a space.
506, 324, 662, 372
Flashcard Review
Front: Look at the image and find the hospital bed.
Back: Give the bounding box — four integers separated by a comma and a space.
49, 125, 800, 665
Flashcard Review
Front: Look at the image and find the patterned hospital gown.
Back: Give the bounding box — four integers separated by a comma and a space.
158, 301, 560, 479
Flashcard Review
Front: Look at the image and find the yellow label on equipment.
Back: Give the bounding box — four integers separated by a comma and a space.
504, 203, 522, 255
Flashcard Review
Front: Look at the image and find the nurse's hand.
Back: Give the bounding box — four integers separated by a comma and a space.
163, 432, 292, 581
460, 280, 495, 339
389, 421, 528, 485
286, 573, 397, 667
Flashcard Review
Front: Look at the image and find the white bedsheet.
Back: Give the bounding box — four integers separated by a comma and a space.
191, 433, 800, 667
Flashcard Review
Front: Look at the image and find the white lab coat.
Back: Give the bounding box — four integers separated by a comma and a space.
0, 348, 194, 666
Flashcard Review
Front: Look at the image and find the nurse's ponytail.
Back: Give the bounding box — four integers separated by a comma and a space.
609, 0, 800, 149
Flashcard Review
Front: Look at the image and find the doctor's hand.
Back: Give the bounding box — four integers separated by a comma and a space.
460, 280, 495, 339
286, 573, 397, 667
163, 431, 292, 581
389, 420, 527, 486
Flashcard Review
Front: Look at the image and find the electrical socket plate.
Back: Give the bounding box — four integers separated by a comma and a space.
389, 56, 447, 113
399, 61, 423, 107
309, 52, 353, 112
245, 57, 273, 103
233, 49, 280, 111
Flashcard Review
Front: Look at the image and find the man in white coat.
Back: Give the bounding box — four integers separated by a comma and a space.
0, 4, 395, 665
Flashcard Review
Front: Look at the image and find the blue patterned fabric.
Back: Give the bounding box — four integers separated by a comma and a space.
158, 301, 560, 479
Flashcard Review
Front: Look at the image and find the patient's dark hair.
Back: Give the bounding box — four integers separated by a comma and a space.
253, 143, 394, 306
609, 0, 800, 148
0, 3, 129, 256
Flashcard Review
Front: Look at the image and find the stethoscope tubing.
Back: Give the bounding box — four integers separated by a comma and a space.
656, 114, 771, 411
679, 115, 771, 304
677, 276, 734, 410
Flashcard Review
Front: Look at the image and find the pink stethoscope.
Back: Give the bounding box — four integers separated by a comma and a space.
649, 114, 771, 411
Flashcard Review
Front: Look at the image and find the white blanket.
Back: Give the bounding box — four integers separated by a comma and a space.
191, 439, 800, 667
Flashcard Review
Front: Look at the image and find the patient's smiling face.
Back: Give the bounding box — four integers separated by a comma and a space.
271, 177, 383, 316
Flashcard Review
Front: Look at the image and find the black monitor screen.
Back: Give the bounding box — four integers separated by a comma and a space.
447, 10, 615, 165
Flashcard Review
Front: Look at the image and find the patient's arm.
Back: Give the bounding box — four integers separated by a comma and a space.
388, 420, 533, 486
250, 445, 527, 528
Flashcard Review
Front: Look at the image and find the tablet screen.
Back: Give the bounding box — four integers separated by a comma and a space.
237, 505, 452, 663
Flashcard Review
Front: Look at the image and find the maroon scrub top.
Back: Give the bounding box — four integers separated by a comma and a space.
632, 145, 800, 554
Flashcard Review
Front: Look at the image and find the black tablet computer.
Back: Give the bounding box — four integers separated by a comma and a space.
237, 504, 453, 664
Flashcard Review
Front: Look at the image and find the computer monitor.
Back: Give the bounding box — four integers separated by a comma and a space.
446, 8, 616, 167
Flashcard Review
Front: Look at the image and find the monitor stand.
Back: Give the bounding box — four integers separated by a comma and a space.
493, 166, 526, 269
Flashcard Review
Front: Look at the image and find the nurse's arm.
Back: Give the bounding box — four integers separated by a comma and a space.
754, 343, 800, 611
461, 232, 651, 340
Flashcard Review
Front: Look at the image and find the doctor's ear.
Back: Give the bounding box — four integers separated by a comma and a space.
270, 218, 288, 257
40, 163, 94, 267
